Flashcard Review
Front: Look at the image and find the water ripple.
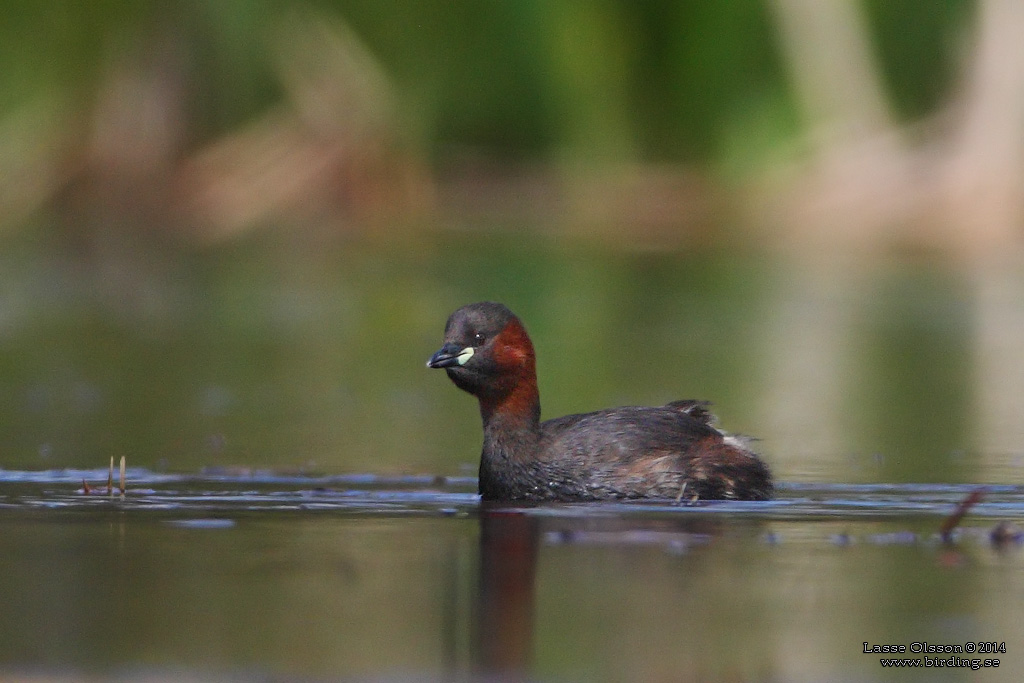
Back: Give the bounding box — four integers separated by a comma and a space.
1, 469, 1022, 524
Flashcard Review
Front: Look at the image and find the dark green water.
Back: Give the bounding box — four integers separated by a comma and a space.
1, 472, 1023, 681
2, 231, 1024, 680
0, 232, 1008, 483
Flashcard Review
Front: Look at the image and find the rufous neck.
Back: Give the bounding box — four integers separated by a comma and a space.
479, 380, 542, 470
479, 378, 541, 428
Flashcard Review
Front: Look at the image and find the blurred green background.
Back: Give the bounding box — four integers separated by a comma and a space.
2, 0, 1024, 485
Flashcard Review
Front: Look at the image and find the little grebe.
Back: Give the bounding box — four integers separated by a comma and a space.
428, 302, 773, 501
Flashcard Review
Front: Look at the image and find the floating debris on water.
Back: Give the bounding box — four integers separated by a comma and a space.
867, 531, 918, 545
543, 529, 712, 553
990, 521, 1024, 548
164, 518, 237, 529
830, 532, 855, 547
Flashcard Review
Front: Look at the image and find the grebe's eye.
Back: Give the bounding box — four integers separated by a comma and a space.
473, 332, 486, 346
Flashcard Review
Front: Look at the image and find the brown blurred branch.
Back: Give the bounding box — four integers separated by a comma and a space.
759, 0, 1024, 258
177, 7, 432, 242
5, 8, 431, 246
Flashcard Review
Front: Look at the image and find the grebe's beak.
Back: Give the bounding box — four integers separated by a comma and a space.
427, 343, 474, 369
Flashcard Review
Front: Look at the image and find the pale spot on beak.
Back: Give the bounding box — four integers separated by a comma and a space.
457, 347, 475, 365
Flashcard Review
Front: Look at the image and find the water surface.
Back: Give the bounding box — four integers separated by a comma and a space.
3, 233, 1024, 680
1, 469, 1022, 681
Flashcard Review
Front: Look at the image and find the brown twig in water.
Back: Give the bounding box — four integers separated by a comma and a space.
76, 457, 127, 497
940, 487, 987, 542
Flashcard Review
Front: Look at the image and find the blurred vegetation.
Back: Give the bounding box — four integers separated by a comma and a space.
0, 0, 981, 243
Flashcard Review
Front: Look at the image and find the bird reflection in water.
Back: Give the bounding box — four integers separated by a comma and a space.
474, 506, 539, 679
468, 505, 724, 680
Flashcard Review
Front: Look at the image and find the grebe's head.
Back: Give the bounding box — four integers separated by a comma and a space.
427, 302, 536, 399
